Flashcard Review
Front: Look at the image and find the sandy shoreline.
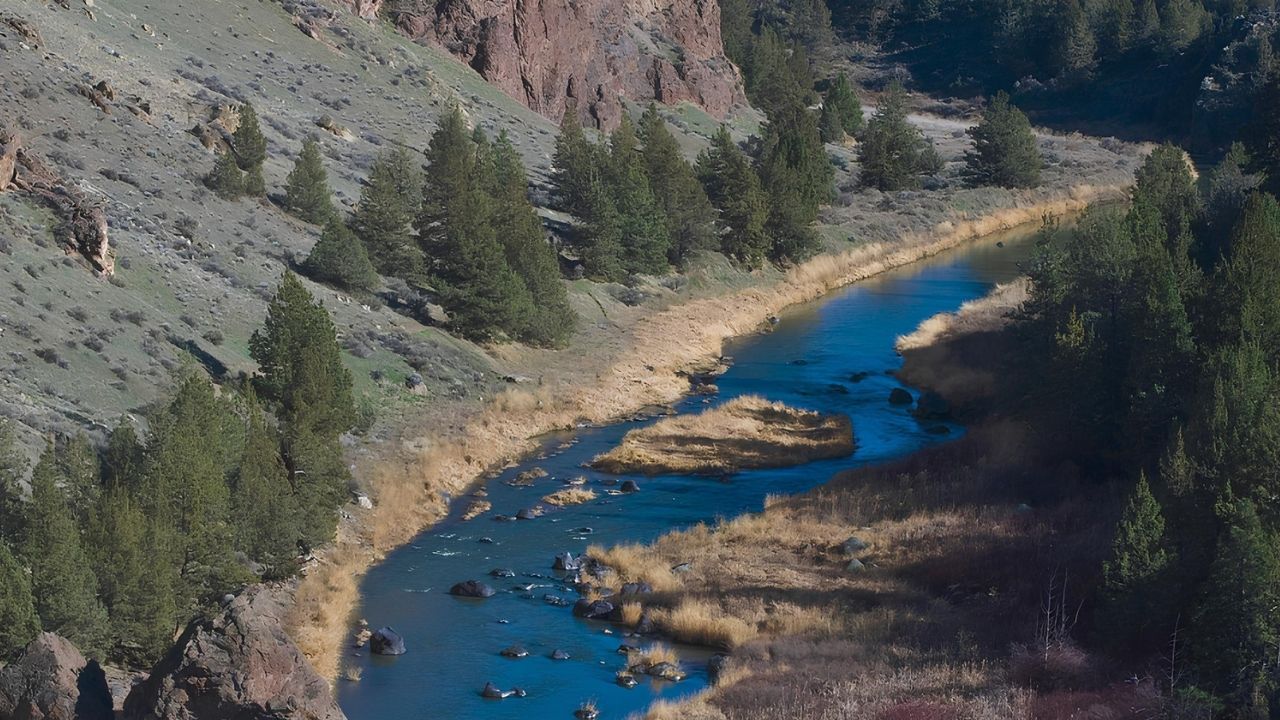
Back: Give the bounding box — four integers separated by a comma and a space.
286, 183, 1127, 682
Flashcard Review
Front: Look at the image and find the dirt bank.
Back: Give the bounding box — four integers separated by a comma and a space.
286, 183, 1127, 682
590, 395, 854, 475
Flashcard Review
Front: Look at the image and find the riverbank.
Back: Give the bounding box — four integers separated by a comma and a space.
286, 180, 1130, 683
605, 269, 1147, 720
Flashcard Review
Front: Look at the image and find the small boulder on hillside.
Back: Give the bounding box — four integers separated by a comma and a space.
0, 633, 112, 720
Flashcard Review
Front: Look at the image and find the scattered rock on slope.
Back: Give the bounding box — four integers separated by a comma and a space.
122, 586, 345, 720
0, 632, 113, 720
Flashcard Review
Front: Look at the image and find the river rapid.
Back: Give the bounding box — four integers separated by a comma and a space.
338, 225, 1041, 720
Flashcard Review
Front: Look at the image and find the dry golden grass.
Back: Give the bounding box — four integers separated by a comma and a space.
541, 487, 599, 506
592, 395, 854, 475
628, 643, 681, 669
618, 601, 645, 626
586, 542, 681, 592
286, 185, 1128, 681
650, 601, 758, 649
895, 278, 1028, 352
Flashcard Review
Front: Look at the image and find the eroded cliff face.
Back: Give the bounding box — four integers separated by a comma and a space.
374, 0, 744, 128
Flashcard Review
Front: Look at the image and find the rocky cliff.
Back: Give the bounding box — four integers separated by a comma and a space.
374, 0, 745, 128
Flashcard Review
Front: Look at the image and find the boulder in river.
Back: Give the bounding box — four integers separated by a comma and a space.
0, 633, 112, 720
499, 645, 528, 658
615, 672, 638, 688
553, 552, 581, 571
913, 390, 951, 420
888, 387, 913, 405
619, 479, 640, 493
550, 649, 571, 660
515, 507, 543, 520
647, 662, 687, 682
572, 598, 615, 619
370, 627, 406, 656
122, 586, 345, 720
480, 682, 525, 699
489, 568, 516, 578
449, 580, 496, 598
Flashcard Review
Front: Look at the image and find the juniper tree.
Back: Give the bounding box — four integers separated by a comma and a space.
827, 73, 864, 136
483, 131, 576, 346
232, 102, 267, 196
56, 433, 101, 527
607, 116, 670, 275
0, 541, 39, 660
551, 103, 599, 219
759, 100, 833, 262
303, 217, 380, 293
352, 145, 424, 277
231, 397, 300, 577
103, 418, 144, 491
1098, 472, 1175, 650
697, 126, 770, 268
964, 91, 1042, 189
205, 150, 244, 200
637, 104, 717, 266
285, 138, 335, 224
0, 419, 27, 547
22, 443, 109, 657
819, 99, 844, 143
858, 83, 937, 191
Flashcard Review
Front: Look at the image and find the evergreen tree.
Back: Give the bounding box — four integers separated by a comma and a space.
1158, 0, 1209, 53
205, 149, 244, 200
1249, 77, 1280, 197
483, 131, 576, 346
303, 217, 380, 293
819, 99, 845, 143
1192, 499, 1280, 705
577, 168, 627, 281
284, 138, 335, 224
858, 83, 937, 191
1098, 472, 1175, 650
746, 27, 811, 117
1132, 144, 1200, 267
231, 399, 299, 577
57, 433, 100, 527
0, 419, 27, 548
759, 100, 834, 262
86, 488, 178, 664
103, 418, 144, 491
637, 104, 717, 266
827, 73, 864, 136
606, 116, 671, 275
1201, 143, 1264, 264
21, 444, 109, 657
964, 91, 1042, 188
697, 127, 771, 268
0, 541, 40, 660
551, 103, 600, 219
1054, 0, 1098, 79
142, 371, 237, 609
1214, 193, 1280, 355
418, 107, 475, 243
352, 145, 425, 278
720, 0, 754, 67
232, 101, 267, 197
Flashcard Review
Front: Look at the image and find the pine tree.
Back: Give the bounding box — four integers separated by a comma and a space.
231, 399, 299, 577
964, 91, 1042, 188
205, 149, 244, 200
418, 107, 475, 244
1098, 472, 1175, 650
284, 138, 335, 224
827, 73, 864, 136
1131, 144, 1200, 266
233, 102, 268, 197
637, 104, 717, 266
858, 83, 936, 191
21, 443, 109, 657
1215, 193, 1280, 355
0, 419, 27, 548
606, 116, 671, 275
551, 103, 600, 218
1158, 0, 1209, 54
103, 418, 144, 491
746, 27, 809, 117
303, 217, 380, 293
1192, 499, 1280, 704
57, 433, 100, 527
0, 541, 40, 660
577, 168, 627, 281
142, 370, 237, 610
86, 488, 178, 664
1055, 0, 1098, 79
759, 99, 833, 262
819, 99, 844, 143
719, 0, 754, 67
1135, 0, 1160, 46
352, 145, 424, 278
1248, 77, 1280, 197
484, 131, 576, 346
697, 127, 771, 268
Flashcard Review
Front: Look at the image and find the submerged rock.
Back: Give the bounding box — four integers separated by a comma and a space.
499, 645, 528, 658
449, 580, 496, 598
479, 682, 526, 699
888, 387, 913, 405
572, 598, 615, 620
550, 649, 571, 660
370, 627, 406, 656
489, 568, 516, 578
619, 479, 640, 493
913, 391, 951, 420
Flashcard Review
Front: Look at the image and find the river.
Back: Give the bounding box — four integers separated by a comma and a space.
337, 224, 1041, 720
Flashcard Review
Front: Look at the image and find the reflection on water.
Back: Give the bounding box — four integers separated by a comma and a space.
338, 227, 1041, 720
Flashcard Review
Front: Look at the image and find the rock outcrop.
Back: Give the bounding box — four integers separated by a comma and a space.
379, 0, 744, 129
0, 633, 113, 720
123, 586, 345, 720
0, 127, 113, 275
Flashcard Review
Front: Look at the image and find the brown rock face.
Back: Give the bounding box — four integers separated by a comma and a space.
382, 0, 744, 129
0, 633, 114, 720
340, 0, 383, 20
123, 586, 346, 720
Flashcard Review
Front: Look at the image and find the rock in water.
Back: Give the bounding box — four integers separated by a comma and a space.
888, 387, 913, 405
122, 586, 345, 720
449, 580, 497, 598
370, 627, 406, 656
572, 598, 615, 620
0, 633, 112, 720
552, 552, 581, 571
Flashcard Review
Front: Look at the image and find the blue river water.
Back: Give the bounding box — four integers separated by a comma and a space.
338, 226, 1040, 720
